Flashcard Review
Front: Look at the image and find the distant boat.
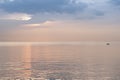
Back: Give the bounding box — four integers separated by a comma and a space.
106, 43, 110, 45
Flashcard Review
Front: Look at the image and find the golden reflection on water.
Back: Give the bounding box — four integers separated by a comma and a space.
22, 45, 32, 78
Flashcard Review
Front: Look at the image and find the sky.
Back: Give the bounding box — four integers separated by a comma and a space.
0, 0, 120, 42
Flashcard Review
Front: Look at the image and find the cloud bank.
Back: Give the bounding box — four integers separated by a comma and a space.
0, 0, 87, 14
0, 0, 120, 25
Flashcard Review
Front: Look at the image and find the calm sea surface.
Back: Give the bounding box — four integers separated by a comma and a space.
0, 42, 120, 80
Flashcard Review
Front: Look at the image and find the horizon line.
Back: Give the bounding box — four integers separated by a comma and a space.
0, 41, 120, 46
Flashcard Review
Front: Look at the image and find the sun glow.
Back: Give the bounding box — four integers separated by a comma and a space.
23, 21, 59, 27
0, 13, 32, 21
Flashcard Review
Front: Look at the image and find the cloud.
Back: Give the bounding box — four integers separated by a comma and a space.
0, 0, 119, 23
0, 0, 112, 21
0, 13, 32, 21
110, 0, 120, 6
0, 10, 32, 20
22, 21, 60, 28
0, 0, 14, 3
0, 0, 87, 14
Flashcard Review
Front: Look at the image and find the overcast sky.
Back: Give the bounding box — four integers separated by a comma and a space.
0, 0, 120, 42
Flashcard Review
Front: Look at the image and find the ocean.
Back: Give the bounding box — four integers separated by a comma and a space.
0, 42, 120, 80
